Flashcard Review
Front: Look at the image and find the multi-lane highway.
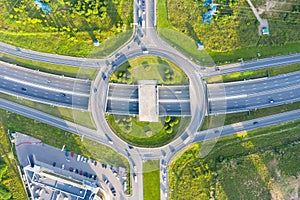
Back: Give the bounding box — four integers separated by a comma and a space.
0, 61, 91, 109
106, 83, 191, 116
0, 0, 300, 199
207, 71, 300, 114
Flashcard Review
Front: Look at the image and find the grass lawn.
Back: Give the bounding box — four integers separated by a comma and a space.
200, 101, 300, 130
106, 114, 190, 147
157, 0, 300, 65
0, 107, 129, 169
0, 52, 98, 79
169, 119, 300, 199
110, 56, 189, 84
82, 138, 129, 168
206, 63, 300, 83
0, 124, 27, 200
0, 0, 133, 57
143, 160, 160, 200
0, 93, 96, 130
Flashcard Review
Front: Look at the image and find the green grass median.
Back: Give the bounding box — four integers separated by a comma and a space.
143, 160, 160, 200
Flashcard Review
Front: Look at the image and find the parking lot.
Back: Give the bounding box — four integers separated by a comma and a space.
14, 133, 129, 200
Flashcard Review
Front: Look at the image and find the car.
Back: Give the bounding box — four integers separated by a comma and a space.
52, 162, 56, 167
79, 170, 83, 175
128, 145, 134, 149
75, 169, 79, 174
269, 99, 274, 103
65, 151, 70, 157
253, 121, 258, 125
83, 172, 88, 177
89, 174, 93, 178
61, 164, 65, 169
93, 175, 97, 180
77, 155, 81, 161
133, 165, 137, 172
21, 87, 27, 91
83, 157, 87, 163
66, 158, 70, 162
104, 179, 109, 185
80, 156, 84, 162
60, 93, 66, 97
163, 177, 166, 183
71, 152, 75, 157
69, 167, 73, 172
94, 161, 97, 166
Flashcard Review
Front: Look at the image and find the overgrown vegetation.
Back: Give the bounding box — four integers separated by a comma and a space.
0, 0, 133, 57
158, 0, 300, 64
170, 119, 300, 199
0, 123, 26, 199
106, 114, 190, 147
110, 56, 189, 85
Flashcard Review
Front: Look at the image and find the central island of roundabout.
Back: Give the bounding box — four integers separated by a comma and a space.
105, 56, 192, 147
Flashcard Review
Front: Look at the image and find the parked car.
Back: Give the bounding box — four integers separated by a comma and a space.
65, 151, 70, 157
71, 152, 75, 157
69, 167, 73, 172
52, 162, 56, 167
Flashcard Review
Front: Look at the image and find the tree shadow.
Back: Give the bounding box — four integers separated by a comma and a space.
185, 22, 200, 43
106, 0, 121, 25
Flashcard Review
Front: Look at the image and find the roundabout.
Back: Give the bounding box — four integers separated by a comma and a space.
105, 56, 191, 147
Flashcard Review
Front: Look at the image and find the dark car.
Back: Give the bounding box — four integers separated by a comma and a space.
79, 170, 83, 175
93, 175, 97, 180
253, 121, 258, 125
83, 172, 88, 177
75, 169, 79, 174
69, 167, 73, 172
52, 162, 56, 167
21, 87, 27, 91
94, 161, 97, 166
60, 93, 66, 97
89, 174, 93, 178
65, 151, 70, 157
128, 145, 134, 149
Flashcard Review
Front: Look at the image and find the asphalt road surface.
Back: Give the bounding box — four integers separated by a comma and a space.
0, 61, 91, 109
208, 71, 300, 114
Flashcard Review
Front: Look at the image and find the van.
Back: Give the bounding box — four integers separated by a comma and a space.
133, 174, 137, 183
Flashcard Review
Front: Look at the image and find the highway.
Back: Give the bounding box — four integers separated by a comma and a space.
207, 71, 300, 114
106, 83, 191, 116
0, 61, 91, 110
2, 96, 300, 200
0, 0, 299, 199
202, 53, 300, 77
0, 41, 101, 68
